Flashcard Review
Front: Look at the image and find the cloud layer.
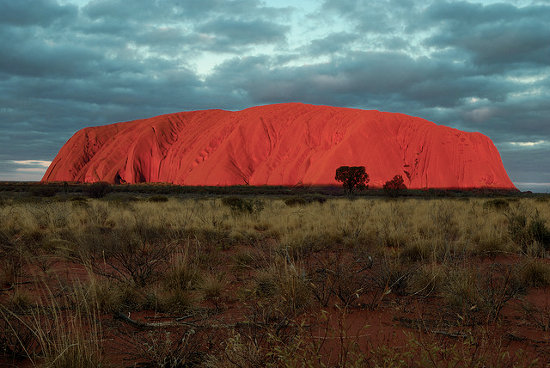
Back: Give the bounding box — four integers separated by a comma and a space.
0, 0, 548, 190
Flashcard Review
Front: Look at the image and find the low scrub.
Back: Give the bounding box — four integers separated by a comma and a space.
519, 258, 550, 287
221, 196, 264, 215
87, 182, 112, 198
506, 209, 550, 254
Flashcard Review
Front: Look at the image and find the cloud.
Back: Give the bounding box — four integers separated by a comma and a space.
197, 18, 289, 47
80, 0, 291, 50
0, 0, 549, 188
304, 32, 359, 56
16, 167, 48, 173
508, 140, 547, 147
322, 0, 422, 33
0, 0, 76, 27
207, 50, 518, 111
12, 160, 52, 167
424, 2, 550, 68
0, 160, 50, 181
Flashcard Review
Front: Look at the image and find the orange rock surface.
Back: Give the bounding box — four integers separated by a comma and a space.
42, 103, 516, 189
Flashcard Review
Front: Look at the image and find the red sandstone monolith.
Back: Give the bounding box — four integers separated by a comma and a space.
42, 103, 516, 189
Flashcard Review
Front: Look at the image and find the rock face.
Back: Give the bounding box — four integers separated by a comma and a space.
42, 103, 516, 189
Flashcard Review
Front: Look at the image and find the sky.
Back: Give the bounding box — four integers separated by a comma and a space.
0, 0, 549, 191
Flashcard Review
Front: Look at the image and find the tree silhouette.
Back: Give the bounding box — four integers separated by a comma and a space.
383, 174, 407, 197
335, 166, 369, 194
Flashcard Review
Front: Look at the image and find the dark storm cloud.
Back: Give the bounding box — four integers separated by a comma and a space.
0, 0, 549, 189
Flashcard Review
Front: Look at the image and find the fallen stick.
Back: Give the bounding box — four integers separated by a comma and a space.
114, 312, 306, 331
0, 285, 14, 292
114, 312, 196, 328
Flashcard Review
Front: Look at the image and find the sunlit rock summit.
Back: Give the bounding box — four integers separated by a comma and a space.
42, 103, 516, 190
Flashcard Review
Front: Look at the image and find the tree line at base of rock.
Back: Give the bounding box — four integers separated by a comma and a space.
335, 166, 407, 196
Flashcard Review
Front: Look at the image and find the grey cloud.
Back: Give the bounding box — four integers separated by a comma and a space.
78, 0, 291, 54
1, 0, 292, 166
84, 0, 288, 21
208, 51, 517, 109
425, 2, 550, 26
323, 0, 421, 33
1, 0, 549, 188
204, 47, 550, 188
0, 0, 76, 27
499, 147, 550, 184
305, 32, 358, 56
197, 18, 288, 46
0, 34, 104, 78
424, 2, 550, 68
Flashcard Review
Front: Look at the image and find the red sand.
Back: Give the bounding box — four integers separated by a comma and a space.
42, 103, 516, 189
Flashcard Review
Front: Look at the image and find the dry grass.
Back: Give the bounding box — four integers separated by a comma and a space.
0, 283, 104, 367
1, 196, 548, 259
1, 194, 549, 366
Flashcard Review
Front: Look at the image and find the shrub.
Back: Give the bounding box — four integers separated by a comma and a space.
0, 307, 37, 360
148, 195, 168, 202
122, 329, 207, 368
406, 264, 444, 297
528, 213, 550, 251
284, 195, 327, 206
86, 236, 174, 287
335, 166, 369, 194
199, 273, 227, 309
31, 186, 58, 197
284, 197, 307, 206
506, 209, 550, 254
87, 182, 111, 198
307, 252, 369, 308
383, 174, 407, 197
520, 259, 550, 287
164, 249, 200, 291
251, 257, 312, 318
477, 264, 524, 321
483, 198, 509, 210
221, 196, 264, 215
400, 241, 429, 262
3, 287, 105, 368
305, 194, 327, 204
442, 264, 523, 323
441, 267, 481, 319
